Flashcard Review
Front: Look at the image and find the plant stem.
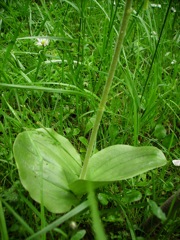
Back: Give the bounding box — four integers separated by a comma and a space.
80, 0, 133, 179
88, 183, 107, 240
0, 199, 9, 240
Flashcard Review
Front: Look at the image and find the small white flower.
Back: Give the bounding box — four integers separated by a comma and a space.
171, 7, 176, 13
165, 52, 170, 57
36, 38, 50, 47
151, 31, 158, 39
151, 31, 157, 36
69, 221, 77, 230
171, 59, 176, 65
151, 4, 162, 8
151, 31, 157, 35
172, 160, 180, 167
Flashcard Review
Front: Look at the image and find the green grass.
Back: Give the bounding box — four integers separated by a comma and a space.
0, 0, 179, 239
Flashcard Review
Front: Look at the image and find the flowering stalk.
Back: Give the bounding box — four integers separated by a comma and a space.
80, 0, 133, 179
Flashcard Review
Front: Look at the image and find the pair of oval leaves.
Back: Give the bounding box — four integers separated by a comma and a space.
13, 128, 167, 213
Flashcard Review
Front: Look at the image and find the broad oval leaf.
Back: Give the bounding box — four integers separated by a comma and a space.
13, 128, 82, 213
85, 145, 167, 182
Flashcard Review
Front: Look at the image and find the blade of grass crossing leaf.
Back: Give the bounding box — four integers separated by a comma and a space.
19, 193, 41, 218
27, 201, 89, 240
20, 193, 54, 240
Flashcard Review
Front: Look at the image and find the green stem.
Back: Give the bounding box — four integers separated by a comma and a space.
0, 199, 9, 240
88, 183, 107, 240
80, 0, 133, 179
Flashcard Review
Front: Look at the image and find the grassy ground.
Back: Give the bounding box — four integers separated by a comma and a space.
0, 0, 179, 239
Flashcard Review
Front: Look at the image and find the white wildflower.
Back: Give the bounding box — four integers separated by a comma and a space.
151, 31, 157, 35
36, 38, 50, 47
151, 31, 157, 36
172, 160, 180, 167
151, 31, 158, 39
165, 52, 170, 57
171, 7, 176, 13
69, 221, 77, 230
151, 4, 162, 8
171, 59, 176, 65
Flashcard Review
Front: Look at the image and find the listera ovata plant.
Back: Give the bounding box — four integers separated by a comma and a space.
13, 0, 167, 213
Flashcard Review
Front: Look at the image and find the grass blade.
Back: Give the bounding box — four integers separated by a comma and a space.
1, 199, 34, 235
0, 199, 9, 240
27, 201, 89, 240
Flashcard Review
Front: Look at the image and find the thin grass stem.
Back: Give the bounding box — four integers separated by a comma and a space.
0, 199, 9, 240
